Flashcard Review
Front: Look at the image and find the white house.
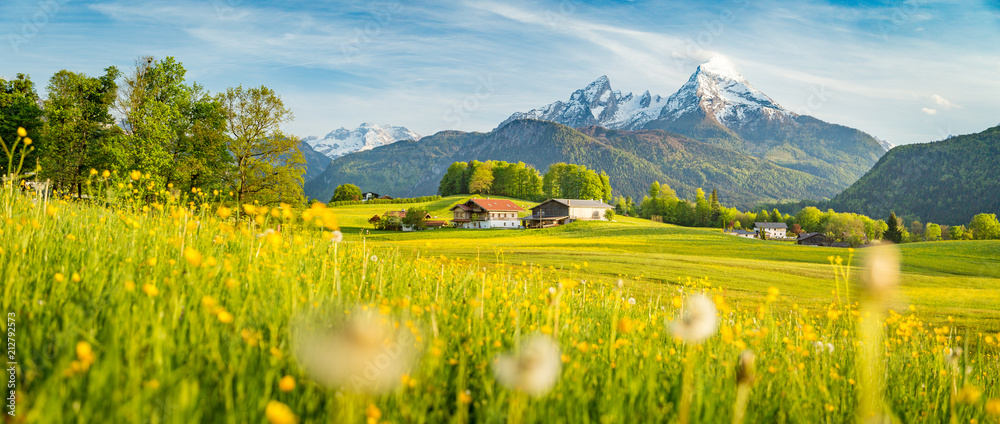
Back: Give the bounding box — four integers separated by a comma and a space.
753, 222, 788, 239
450, 198, 525, 229
726, 229, 758, 239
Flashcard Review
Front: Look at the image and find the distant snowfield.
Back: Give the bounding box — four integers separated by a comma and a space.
303, 123, 421, 160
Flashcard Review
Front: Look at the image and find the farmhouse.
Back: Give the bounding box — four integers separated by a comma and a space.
725, 229, 758, 239
450, 198, 525, 229
362, 192, 380, 201
520, 199, 613, 229
797, 232, 831, 246
754, 222, 788, 239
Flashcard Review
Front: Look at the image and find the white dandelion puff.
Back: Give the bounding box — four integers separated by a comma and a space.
627, 297, 636, 306
493, 335, 562, 397
863, 244, 900, 298
813, 341, 835, 353
670, 294, 719, 344
331, 230, 343, 243
293, 308, 418, 394
370, 255, 378, 262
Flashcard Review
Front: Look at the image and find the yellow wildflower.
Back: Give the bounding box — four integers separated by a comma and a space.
986, 398, 1000, 417
217, 311, 234, 324
278, 376, 296, 392
130, 170, 141, 181
76, 341, 95, 365
184, 247, 203, 267
143, 283, 159, 297
366, 403, 382, 424
264, 401, 297, 424
54, 273, 65, 283
957, 385, 982, 404
17, 127, 27, 137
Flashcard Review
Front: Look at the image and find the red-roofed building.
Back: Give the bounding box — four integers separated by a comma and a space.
450, 198, 525, 229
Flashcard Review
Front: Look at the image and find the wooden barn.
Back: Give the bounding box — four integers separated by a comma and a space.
797, 232, 831, 246
520, 199, 613, 229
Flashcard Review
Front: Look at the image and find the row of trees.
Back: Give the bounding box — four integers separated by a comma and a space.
626, 181, 732, 228
1, 57, 304, 205
439, 161, 544, 199
883, 212, 1000, 242
438, 161, 612, 202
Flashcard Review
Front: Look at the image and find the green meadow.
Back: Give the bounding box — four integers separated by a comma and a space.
337, 195, 1000, 332
3, 191, 1000, 423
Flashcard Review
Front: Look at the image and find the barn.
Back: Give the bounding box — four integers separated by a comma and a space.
521, 199, 613, 229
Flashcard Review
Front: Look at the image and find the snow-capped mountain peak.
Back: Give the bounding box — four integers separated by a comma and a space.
501, 57, 796, 132
875, 137, 893, 152
696, 56, 746, 83
660, 56, 791, 127
305, 123, 420, 160
499, 75, 666, 130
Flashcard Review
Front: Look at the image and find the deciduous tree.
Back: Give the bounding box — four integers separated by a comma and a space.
42, 67, 120, 195
217, 85, 304, 205
0, 74, 44, 175
331, 183, 362, 202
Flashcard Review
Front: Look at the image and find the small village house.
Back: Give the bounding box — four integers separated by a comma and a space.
797, 232, 831, 246
520, 199, 614, 229
725, 229, 758, 239
362, 192, 380, 201
753, 222, 788, 239
450, 198, 525, 229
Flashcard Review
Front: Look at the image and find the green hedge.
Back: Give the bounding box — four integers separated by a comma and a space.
328, 195, 442, 207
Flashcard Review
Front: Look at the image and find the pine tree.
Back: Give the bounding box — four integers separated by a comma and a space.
884, 211, 903, 243
709, 188, 721, 226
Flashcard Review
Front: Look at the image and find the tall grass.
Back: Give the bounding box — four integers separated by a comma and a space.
2, 185, 1000, 423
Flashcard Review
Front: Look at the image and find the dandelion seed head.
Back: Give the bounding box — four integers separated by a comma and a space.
293, 308, 418, 394
863, 244, 900, 298
493, 334, 561, 397
670, 294, 718, 344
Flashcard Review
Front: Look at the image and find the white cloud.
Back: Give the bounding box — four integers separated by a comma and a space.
921, 108, 938, 115
930, 94, 955, 109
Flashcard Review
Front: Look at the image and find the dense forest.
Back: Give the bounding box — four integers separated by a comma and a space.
0, 57, 305, 205
437, 161, 611, 202
643, 107, 887, 188
827, 125, 1000, 225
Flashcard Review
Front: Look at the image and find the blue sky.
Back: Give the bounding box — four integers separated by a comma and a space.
2, 0, 998, 145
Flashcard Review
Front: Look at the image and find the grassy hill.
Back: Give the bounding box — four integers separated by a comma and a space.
342, 195, 1000, 330
828, 125, 1000, 224
306, 120, 841, 209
